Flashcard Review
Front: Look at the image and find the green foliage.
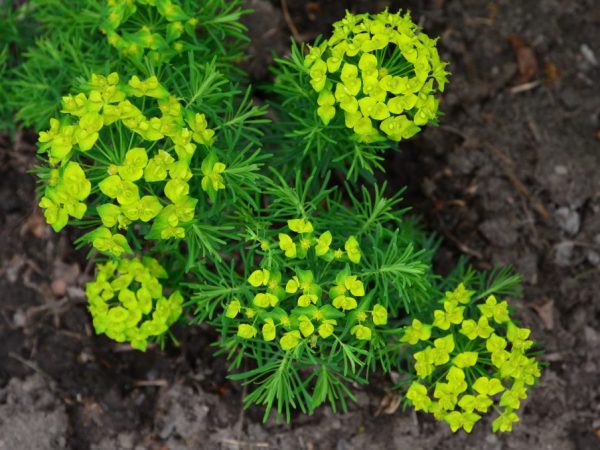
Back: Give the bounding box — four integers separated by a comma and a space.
15, 3, 542, 434
184, 175, 440, 420
0, 0, 37, 132
35, 65, 267, 260
267, 41, 390, 180
4, 0, 250, 130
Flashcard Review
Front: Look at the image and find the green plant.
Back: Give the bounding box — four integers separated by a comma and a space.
4, 0, 250, 130
0, 0, 37, 132
35, 64, 267, 348
25, 5, 542, 435
186, 176, 438, 420
401, 281, 541, 433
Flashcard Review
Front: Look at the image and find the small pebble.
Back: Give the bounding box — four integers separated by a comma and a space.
13, 310, 26, 328
554, 165, 568, 175
587, 250, 600, 266
51, 279, 67, 297
554, 207, 580, 235
554, 241, 574, 267
581, 44, 598, 66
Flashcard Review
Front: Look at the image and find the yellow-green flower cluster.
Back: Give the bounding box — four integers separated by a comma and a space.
305, 10, 448, 143
38, 162, 91, 232
403, 284, 541, 433
225, 219, 387, 351
38, 72, 226, 257
101, 0, 199, 61
277, 218, 362, 263
85, 256, 183, 351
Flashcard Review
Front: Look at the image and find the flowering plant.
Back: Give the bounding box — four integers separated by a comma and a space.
269, 9, 448, 179
403, 283, 541, 432
306, 10, 448, 142
4, 0, 249, 130
0, 1, 544, 433
36, 67, 266, 260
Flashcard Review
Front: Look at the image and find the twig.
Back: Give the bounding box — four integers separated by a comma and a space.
483, 141, 514, 167
509, 80, 541, 94
504, 170, 550, 221
133, 379, 169, 387
280, 0, 302, 43
217, 438, 269, 449
8, 352, 53, 381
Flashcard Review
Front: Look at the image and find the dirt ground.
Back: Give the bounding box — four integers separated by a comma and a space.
1, 1, 600, 449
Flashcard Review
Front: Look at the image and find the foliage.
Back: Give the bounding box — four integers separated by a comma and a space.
3, 0, 250, 131
13, 3, 543, 434
186, 183, 438, 419
0, 0, 37, 132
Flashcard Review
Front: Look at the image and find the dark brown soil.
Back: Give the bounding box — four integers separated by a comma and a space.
1, 1, 599, 449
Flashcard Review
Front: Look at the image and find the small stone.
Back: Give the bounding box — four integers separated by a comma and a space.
67, 286, 86, 300
117, 433, 135, 449
12, 310, 26, 328
581, 44, 598, 66
554, 207, 580, 235
554, 165, 568, 175
554, 241, 574, 267
51, 279, 67, 297
587, 250, 600, 266
584, 326, 600, 346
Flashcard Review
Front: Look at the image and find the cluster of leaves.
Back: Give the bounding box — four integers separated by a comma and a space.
403, 283, 541, 433
37, 72, 221, 248
0, 0, 36, 132
33, 61, 267, 346
1, 0, 249, 131
186, 175, 440, 420
100, 0, 207, 63
7, 2, 542, 433
217, 219, 397, 419
36, 63, 267, 264
268, 9, 448, 180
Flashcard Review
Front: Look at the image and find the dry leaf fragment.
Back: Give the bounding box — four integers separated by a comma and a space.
375, 391, 402, 416
506, 35, 539, 83
531, 299, 554, 330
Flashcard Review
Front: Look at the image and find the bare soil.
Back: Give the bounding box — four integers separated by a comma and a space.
1, 1, 599, 449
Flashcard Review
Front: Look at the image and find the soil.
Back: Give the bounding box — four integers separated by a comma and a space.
1, 1, 600, 449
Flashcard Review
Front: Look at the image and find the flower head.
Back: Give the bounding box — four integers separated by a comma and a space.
86, 256, 182, 351
402, 282, 542, 434
304, 10, 448, 143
